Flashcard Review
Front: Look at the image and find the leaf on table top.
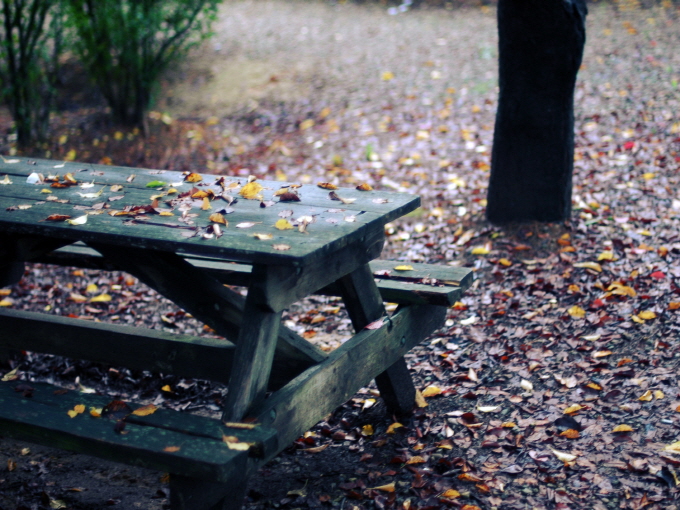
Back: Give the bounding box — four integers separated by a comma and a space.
239, 181, 264, 200
145, 180, 166, 188
364, 318, 385, 330
222, 435, 252, 451
317, 182, 338, 190
272, 244, 290, 251
0, 175, 11, 185
132, 404, 158, 417
236, 222, 260, 229
78, 187, 105, 199
278, 191, 301, 202
201, 197, 212, 211
184, 172, 202, 183
275, 219, 294, 230
254, 233, 273, 240
66, 215, 88, 226
329, 191, 355, 204
163, 446, 181, 452
27, 172, 44, 184
356, 183, 373, 191
45, 214, 71, 221
394, 264, 413, 271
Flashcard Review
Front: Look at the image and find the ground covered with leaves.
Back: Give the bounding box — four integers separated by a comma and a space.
2, 1, 680, 509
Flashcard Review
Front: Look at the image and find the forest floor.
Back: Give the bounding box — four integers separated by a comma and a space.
1, 1, 680, 509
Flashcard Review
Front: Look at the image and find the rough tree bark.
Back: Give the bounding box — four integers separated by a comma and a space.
486, 0, 587, 224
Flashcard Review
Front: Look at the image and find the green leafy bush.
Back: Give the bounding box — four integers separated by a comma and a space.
1, 0, 62, 147
65, 0, 221, 127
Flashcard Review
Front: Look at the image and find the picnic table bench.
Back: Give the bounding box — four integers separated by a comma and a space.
0, 157, 473, 510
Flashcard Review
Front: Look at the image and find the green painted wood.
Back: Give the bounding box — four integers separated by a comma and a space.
87, 243, 326, 389
223, 264, 285, 422
0, 157, 419, 220
249, 304, 447, 456
37, 244, 474, 307
0, 381, 277, 482
0, 158, 420, 267
0, 308, 236, 383
336, 264, 415, 415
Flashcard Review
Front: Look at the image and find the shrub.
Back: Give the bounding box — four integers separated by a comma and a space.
65, 0, 221, 128
0, 0, 63, 147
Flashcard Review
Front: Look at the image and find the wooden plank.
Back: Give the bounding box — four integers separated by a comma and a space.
370, 260, 474, 288
0, 157, 420, 220
336, 264, 415, 415
0, 190, 400, 269
0, 308, 236, 383
87, 243, 326, 388
249, 304, 447, 457
223, 264, 286, 422
0, 381, 278, 482
37, 244, 471, 307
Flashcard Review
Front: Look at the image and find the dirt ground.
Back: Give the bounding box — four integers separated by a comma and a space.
2, 0, 680, 509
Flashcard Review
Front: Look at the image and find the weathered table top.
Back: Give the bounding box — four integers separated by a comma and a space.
0, 158, 419, 267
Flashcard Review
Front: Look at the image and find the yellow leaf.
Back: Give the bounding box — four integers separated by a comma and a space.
638, 310, 656, 320
564, 404, 583, 414
239, 181, 264, 200
0, 175, 12, 185
222, 435, 252, 451
386, 422, 404, 434
201, 197, 212, 211
67, 410, 79, 418
471, 245, 490, 255
394, 265, 414, 271
608, 282, 636, 297
666, 441, 680, 452
66, 215, 88, 226
381, 71, 395, 81
549, 447, 577, 463
415, 389, 428, 408
300, 119, 315, 130
597, 251, 615, 261
73, 404, 85, 414
441, 489, 460, 499
655, 390, 665, 400
573, 261, 603, 272
132, 404, 158, 417
161, 384, 172, 392
163, 446, 181, 452
498, 258, 512, 267
362, 424, 374, 436
631, 314, 645, 324
275, 219, 294, 230
90, 408, 102, 418
371, 482, 396, 493
209, 213, 227, 225
593, 350, 612, 358
520, 379, 533, 391
639, 390, 653, 401
317, 182, 338, 190
184, 173, 202, 183
406, 455, 426, 465
568, 306, 586, 319
613, 424, 634, 433
90, 293, 111, 303
86, 284, 98, 293
421, 385, 442, 398
0, 298, 14, 307
356, 183, 373, 191
560, 429, 580, 439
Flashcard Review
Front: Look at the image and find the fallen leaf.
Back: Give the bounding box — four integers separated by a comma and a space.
406, 456, 426, 465
573, 261, 603, 272
372, 482, 396, 492
66, 215, 88, 226
520, 379, 533, 391
317, 182, 338, 190
613, 424, 634, 433
356, 183, 373, 191
274, 219, 294, 230
273, 244, 291, 251
45, 214, 71, 222
236, 222, 260, 229
564, 404, 584, 414
639, 390, 653, 401
471, 245, 490, 255
550, 447, 577, 463
638, 310, 656, 320
421, 385, 443, 398
239, 181, 264, 200
184, 173, 202, 183
441, 489, 460, 499
361, 424, 374, 436
132, 404, 158, 417
0, 175, 12, 185
386, 422, 404, 434
394, 264, 414, 271
328, 191, 355, 204
254, 233, 273, 240
163, 446, 181, 452
90, 293, 111, 303
568, 305, 586, 318
145, 180, 166, 188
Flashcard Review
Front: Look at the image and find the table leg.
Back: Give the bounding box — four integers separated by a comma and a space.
336, 264, 416, 416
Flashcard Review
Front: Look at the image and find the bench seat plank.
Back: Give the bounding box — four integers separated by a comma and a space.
0, 381, 277, 482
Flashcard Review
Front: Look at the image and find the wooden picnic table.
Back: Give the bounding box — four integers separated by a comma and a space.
0, 157, 472, 509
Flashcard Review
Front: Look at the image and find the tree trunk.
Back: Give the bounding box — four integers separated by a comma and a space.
486, 0, 587, 224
